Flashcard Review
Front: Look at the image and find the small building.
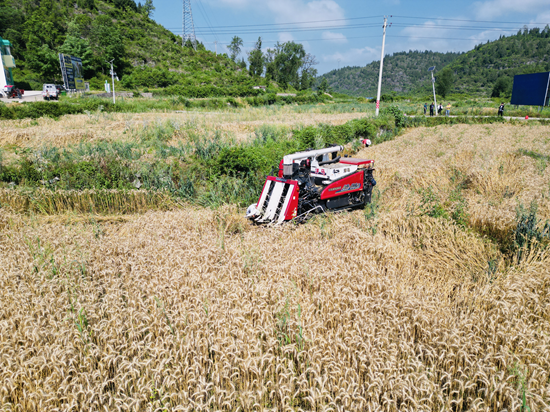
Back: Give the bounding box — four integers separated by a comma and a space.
0, 36, 16, 91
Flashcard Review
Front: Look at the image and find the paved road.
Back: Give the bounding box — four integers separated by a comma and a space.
0, 90, 44, 103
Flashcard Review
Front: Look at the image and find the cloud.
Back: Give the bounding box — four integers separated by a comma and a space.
395, 20, 506, 55
208, 0, 346, 28
473, 0, 550, 20
323, 46, 379, 67
267, 0, 346, 28
322, 31, 348, 43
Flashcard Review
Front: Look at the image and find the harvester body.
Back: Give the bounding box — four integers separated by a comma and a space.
247, 145, 376, 224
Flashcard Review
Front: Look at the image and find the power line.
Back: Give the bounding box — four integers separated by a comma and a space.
392, 15, 550, 25
195, 0, 219, 42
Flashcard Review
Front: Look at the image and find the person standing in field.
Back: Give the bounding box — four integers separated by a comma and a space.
438, 103, 443, 115
430, 102, 434, 116
446, 103, 451, 117
498, 102, 505, 117
424, 103, 427, 115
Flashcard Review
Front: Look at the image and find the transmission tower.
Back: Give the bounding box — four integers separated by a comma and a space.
182, 0, 197, 50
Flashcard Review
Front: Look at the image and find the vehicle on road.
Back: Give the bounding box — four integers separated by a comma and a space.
42, 83, 64, 100
1, 84, 23, 99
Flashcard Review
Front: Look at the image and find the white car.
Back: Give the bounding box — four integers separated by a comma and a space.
42, 84, 60, 100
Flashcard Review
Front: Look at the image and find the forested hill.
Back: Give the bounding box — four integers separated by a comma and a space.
319, 26, 550, 98
441, 27, 550, 96
319, 51, 461, 97
0, 0, 246, 91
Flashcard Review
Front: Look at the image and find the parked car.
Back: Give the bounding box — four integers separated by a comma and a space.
42, 83, 59, 100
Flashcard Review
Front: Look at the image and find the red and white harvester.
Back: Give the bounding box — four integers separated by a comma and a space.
246, 144, 376, 224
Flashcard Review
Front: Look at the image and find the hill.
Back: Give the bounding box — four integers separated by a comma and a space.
319, 51, 461, 97
0, 0, 250, 92
441, 27, 550, 97
320, 27, 550, 98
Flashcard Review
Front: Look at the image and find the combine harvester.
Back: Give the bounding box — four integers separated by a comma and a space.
246, 143, 376, 224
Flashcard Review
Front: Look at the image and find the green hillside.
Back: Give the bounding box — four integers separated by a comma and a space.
0, 0, 252, 92
320, 27, 550, 98
319, 51, 461, 97
441, 27, 550, 96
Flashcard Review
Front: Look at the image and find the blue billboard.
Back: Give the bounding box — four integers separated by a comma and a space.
510, 72, 550, 106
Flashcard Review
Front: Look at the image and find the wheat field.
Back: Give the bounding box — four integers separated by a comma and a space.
1, 123, 549, 411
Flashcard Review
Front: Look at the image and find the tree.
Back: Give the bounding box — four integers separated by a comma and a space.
143, 0, 154, 17
318, 77, 328, 94
90, 15, 125, 74
272, 41, 306, 88
248, 37, 264, 77
491, 76, 512, 98
435, 68, 454, 98
59, 23, 95, 78
25, 43, 60, 81
299, 53, 318, 90
228, 36, 243, 62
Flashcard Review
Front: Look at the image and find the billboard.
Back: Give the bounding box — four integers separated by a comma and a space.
510, 72, 550, 106
59, 53, 85, 91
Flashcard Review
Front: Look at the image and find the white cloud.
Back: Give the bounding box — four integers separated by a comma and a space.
207, 0, 346, 28
322, 31, 348, 43
267, 0, 346, 28
323, 46, 379, 66
473, 0, 550, 19
278, 32, 295, 43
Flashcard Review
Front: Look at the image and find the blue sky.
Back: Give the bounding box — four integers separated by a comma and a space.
152, 0, 550, 75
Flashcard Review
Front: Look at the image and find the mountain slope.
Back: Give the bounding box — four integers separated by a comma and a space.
0, 0, 247, 90
320, 27, 550, 98
442, 27, 550, 96
319, 51, 461, 97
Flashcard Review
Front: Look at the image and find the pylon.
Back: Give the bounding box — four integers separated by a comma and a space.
182, 0, 197, 50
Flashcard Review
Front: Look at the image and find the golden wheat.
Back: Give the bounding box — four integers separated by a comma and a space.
0, 123, 549, 411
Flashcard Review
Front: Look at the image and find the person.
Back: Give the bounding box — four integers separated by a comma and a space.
438, 103, 443, 115
498, 102, 505, 117
446, 103, 451, 117
424, 103, 427, 115
45, 90, 50, 101
429, 102, 434, 116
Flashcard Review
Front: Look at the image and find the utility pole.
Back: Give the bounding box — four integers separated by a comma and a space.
429, 66, 437, 116
108, 59, 115, 104
214, 41, 217, 55
375, 16, 388, 117
337, 58, 341, 70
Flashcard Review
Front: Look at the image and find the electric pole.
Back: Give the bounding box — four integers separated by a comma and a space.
429, 66, 438, 116
214, 41, 217, 55
375, 16, 387, 117
108, 59, 115, 104
337, 58, 341, 70
182, 0, 197, 50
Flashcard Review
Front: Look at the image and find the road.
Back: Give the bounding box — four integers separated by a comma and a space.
0, 90, 43, 103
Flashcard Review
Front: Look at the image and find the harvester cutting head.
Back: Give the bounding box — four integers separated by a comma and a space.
246, 145, 376, 224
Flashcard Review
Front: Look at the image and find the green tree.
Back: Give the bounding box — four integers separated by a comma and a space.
248, 37, 264, 77
491, 76, 512, 98
25, 43, 60, 81
318, 77, 328, 94
143, 0, 154, 17
299, 53, 318, 90
228, 36, 243, 62
90, 15, 125, 74
273, 41, 306, 89
435, 68, 454, 98
59, 23, 95, 78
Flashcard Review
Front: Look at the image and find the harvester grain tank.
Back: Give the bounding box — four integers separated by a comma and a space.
0, 36, 23, 99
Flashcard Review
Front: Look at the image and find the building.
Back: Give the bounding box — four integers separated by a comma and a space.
0, 36, 16, 91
